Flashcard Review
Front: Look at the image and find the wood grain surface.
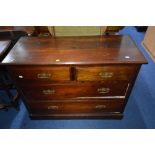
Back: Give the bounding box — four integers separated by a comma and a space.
1, 35, 147, 65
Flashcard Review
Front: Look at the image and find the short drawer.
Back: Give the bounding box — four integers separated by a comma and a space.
21, 81, 128, 101
76, 66, 137, 81
8, 66, 70, 82
28, 99, 124, 114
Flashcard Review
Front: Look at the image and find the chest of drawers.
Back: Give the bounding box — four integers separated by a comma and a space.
1, 36, 147, 119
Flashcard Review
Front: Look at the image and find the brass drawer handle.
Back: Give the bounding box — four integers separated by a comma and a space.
99, 72, 113, 78
42, 89, 55, 95
95, 105, 106, 109
37, 73, 51, 79
47, 105, 58, 110
97, 88, 110, 94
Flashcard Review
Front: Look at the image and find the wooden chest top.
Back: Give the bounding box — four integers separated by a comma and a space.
1, 35, 147, 65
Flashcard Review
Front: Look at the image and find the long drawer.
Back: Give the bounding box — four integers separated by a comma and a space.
76, 66, 138, 81
28, 99, 124, 114
8, 66, 70, 82
20, 81, 129, 101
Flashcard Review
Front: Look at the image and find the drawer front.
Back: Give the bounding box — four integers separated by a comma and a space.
76, 66, 137, 81
28, 99, 124, 114
9, 66, 70, 82
21, 82, 128, 101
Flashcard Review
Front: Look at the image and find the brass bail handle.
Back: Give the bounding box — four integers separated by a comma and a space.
48, 106, 59, 110
37, 73, 52, 79
42, 89, 55, 95
99, 72, 113, 78
97, 88, 110, 94
95, 105, 106, 109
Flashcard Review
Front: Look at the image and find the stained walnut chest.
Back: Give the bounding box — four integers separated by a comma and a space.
1, 35, 147, 119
